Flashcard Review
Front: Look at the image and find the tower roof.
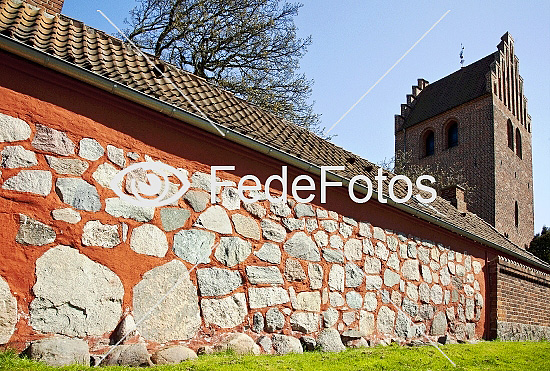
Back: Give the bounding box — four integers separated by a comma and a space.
403, 53, 495, 128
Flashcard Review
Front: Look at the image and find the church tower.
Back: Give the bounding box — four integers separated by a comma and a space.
394, 32, 534, 249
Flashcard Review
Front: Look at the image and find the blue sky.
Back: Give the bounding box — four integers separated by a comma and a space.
62, 1, 550, 234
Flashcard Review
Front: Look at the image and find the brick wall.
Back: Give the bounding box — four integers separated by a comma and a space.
25, 0, 63, 15
488, 256, 550, 340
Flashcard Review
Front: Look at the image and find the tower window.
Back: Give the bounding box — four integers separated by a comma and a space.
447, 121, 458, 148
514, 201, 519, 228
515, 128, 522, 159
424, 130, 435, 157
507, 119, 514, 150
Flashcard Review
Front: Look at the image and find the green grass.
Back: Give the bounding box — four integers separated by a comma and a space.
1, 341, 549, 371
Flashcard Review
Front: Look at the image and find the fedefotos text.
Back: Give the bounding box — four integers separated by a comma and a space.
210, 165, 437, 205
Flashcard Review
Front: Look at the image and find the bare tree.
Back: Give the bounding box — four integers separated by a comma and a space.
127, 0, 323, 134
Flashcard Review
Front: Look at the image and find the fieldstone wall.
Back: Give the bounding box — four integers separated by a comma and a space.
0, 111, 486, 356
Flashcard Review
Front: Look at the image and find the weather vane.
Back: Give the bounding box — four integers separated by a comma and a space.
460, 43, 465, 67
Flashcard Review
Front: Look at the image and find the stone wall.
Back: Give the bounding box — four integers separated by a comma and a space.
488, 256, 550, 341
0, 108, 487, 355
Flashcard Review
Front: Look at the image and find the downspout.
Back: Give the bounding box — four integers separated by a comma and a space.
1, 34, 548, 273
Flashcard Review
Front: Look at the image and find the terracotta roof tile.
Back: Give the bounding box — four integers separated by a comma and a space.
0, 0, 546, 269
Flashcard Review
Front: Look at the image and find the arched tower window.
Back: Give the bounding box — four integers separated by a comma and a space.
514, 201, 519, 228
507, 120, 514, 150
515, 128, 522, 159
424, 130, 435, 157
447, 121, 458, 148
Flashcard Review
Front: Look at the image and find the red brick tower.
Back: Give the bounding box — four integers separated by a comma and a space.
395, 32, 534, 249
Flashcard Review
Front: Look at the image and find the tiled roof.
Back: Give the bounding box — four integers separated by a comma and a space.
403, 54, 494, 128
0, 0, 547, 270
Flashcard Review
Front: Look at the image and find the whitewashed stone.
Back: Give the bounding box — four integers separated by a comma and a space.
196, 268, 241, 296
305, 218, 318, 233
265, 308, 285, 332
431, 311, 447, 336
254, 243, 281, 264
320, 220, 337, 233
45, 156, 88, 175
407, 242, 417, 258
329, 235, 343, 249
419, 283, 430, 303
51, 208, 81, 224
282, 218, 305, 231
472, 261, 482, 274
30, 245, 123, 337
284, 232, 320, 261
15, 214, 56, 246
32, 124, 74, 155
323, 308, 339, 327
339, 223, 353, 238
308, 263, 323, 289
387, 252, 400, 270
272, 334, 303, 355
92, 163, 118, 188
418, 247, 430, 264
375, 242, 389, 260
133, 260, 200, 342
3, 170, 52, 196
346, 291, 363, 309
329, 292, 345, 307
243, 202, 266, 218
317, 328, 345, 352
365, 275, 383, 290
359, 311, 375, 336
421, 265, 432, 283
316, 209, 328, 218
456, 264, 465, 277
215, 237, 251, 267
440, 267, 451, 286
270, 202, 291, 217
323, 248, 344, 263
363, 292, 377, 311
344, 239, 362, 261
431, 285, 443, 304
105, 198, 154, 222
448, 261, 456, 274
406, 282, 418, 301
383, 269, 400, 287
377, 306, 395, 334
173, 229, 215, 264
373, 227, 386, 241
1, 145, 37, 168
261, 219, 287, 242
248, 287, 289, 308
284, 258, 307, 281
201, 293, 247, 328
130, 224, 168, 257
402, 260, 420, 281
429, 260, 440, 272
364, 256, 381, 274
106, 145, 125, 167
0, 113, 31, 142
79, 138, 104, 161
328, 265, 344, 291
194, 205, 232, 234
345, 263, 363, 288
295, 292, 321, 312
295, 203, 315, 217
82, 220, 120, 248
358, 222, 371, 237
387, 236, 398, 251
0, 276, 16, 344
246, 266, 283, 284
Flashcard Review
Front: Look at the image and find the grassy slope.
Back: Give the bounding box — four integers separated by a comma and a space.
1, 341, 549, 371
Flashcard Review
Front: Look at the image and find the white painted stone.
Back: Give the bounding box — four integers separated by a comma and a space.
51, 208, 81, 224
221, 187, 241, 210
284, 232, 320, 261
363, 292, 377, 311
328, 265, 344, 291
261, 219, 287, 242
130, 224, 168, 257
133, 260, 200, 342
344, 239, 362, 261
0, 113, 31, 142
254, 243, 281, 264
377, 306, 395, 334
79, 138, 104, 161
92, 163, 119, 188
248, 287, 290, 308
3, 170, 52, 196
194, 205, 232, 234
30, 245, 123, 337
402, 259, 420, 281
82, 220, 120, 249
1, 145, 37, 168
201, 293, 247, 328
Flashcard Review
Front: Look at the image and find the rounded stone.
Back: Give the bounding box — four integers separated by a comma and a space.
51, 208, 81, 224
27, 336, 90, 366
0, 276, 17, 344
194, 205, 232, 234
30, 245, 124, 337
130, 224, 168, 257
79, 138, 104, 161
152, 345, 197, 364
272, 334, 303, 355
317, 328, 345, 352
133, 260, 201, 342
0, 113, 31, 142
265, 308, 285, 332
